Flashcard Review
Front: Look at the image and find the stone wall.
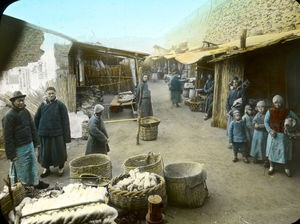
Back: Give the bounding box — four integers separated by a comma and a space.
165, 0, 300, 48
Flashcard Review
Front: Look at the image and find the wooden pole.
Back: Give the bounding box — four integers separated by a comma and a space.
136, 59, 142, 145
240, 29, 247, 49
118, 65, 121, 93
104, 118, 137, 123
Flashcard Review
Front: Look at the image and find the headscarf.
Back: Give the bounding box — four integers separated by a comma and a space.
256, 100, 266, 107
94, 104, 104, 113
244, 105, 252, 112
272, 95, 284, 105
232, 110, 241, 115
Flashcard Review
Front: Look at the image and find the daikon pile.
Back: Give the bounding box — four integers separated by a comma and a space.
10, 183, 118, 224
21, 183, 108, 217
113, 169, 158, 191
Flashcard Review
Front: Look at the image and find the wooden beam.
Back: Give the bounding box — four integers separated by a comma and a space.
104, 118, 137, 123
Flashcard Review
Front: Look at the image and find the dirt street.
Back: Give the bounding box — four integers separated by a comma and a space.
1, 80, 300, 224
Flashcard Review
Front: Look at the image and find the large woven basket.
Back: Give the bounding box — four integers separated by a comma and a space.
108, 173, 167, 211
69, 154, 112, 179
188, 100, 201, 112
139, 116, 160, 141
164, 162, 208, 208
123, 153, 164, 176
0, 182, 25, 216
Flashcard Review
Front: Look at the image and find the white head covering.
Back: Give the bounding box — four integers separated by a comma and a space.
94, 104, 104, 113
244, 105, 252, 112
256, 100, 266, 107
272, 95, 284, 105
233, 110, 241, 115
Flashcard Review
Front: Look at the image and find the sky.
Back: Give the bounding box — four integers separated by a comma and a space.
4, 0, 208, 53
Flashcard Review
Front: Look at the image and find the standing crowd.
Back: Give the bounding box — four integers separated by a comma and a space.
226, 77, 299, 177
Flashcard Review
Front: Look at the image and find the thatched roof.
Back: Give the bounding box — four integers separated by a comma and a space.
150, 28, 300, 65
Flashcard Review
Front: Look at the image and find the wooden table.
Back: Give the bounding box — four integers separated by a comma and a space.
109, 96, 136, 119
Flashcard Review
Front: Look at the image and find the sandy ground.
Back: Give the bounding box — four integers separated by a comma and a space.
1, 80, 300, 224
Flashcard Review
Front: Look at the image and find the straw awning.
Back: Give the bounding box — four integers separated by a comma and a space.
210, 28, 300, 62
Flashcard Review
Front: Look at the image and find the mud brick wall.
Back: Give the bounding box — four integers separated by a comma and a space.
4, 25, 44, 70
165, 0, 300, 48
204, 0, 300, 44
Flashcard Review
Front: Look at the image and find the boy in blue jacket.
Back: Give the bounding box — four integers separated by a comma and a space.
228, 110, 249, 163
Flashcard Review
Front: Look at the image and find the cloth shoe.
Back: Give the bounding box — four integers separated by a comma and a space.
232, 157, 238, 163
204, 115, 210, 120
268, 167, 274, 175
285, 169, 291, 177
34, 181, 49, 190
40, 169, 50, 178
58, 167, 64, 177
243, 157, 249, 164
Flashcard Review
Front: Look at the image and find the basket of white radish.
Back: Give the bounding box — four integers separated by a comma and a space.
108, 169, 167, 211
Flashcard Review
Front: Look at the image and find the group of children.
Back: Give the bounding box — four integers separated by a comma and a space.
228, 95, 300, 177
228, 100, 276, 167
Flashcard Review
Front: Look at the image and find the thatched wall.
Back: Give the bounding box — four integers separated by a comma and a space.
84, 63, 134, 94
211, 57, 244, 128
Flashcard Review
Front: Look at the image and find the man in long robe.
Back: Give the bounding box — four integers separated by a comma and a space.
35, 87, 71, 178
136, 74, 153, 117
85, 104, 109, 155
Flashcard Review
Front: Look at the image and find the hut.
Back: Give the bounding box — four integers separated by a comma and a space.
210, 29, 300, 128
0, 15, 149, 115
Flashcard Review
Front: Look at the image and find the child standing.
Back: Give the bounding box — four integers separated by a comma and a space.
242, 105, 254, 155
228, 110, 249, 163
250, 101, 268, 166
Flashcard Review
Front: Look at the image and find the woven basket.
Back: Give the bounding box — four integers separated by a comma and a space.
69, 154, 112, 179
0, 182, 25, 216
188, 101, 201, 112
164, 162, 208, 208
139, 116, 160, 141
108, 173, 167, 211
123, 153, 164, 176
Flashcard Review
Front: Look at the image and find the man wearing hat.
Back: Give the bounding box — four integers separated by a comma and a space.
85, 104, 110, 155
2, 91, 49, 189
34, 87, 71, 178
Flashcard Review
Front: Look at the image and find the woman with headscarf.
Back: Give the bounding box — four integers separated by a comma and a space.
136, 74, 153, 117
169, 70, 183, 107
85, 104, 109, 155
265, 95, 299, 177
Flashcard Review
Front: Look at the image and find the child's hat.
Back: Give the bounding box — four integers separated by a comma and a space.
256, 100, 266, 107
233, 110, 241, 115
244, 105, 252, 111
